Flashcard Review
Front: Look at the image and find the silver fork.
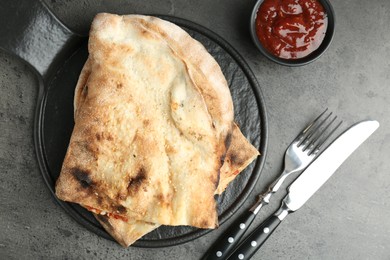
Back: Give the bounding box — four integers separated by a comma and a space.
251, 108, 341, 214
202, 109, 342, 260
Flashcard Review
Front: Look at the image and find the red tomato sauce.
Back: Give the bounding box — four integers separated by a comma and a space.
255, 0, 327, 59
85, 206, 129, 222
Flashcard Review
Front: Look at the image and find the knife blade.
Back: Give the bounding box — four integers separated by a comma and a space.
227, 120, 379, 260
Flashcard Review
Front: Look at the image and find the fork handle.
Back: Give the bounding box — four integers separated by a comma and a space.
227, 202, 291, 260
227, 215, 282, 260
202, 209, 259, 260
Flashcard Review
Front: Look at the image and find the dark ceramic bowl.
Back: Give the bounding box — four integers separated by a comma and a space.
250, 0, 335, 66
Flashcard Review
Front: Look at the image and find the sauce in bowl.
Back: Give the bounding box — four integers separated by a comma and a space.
255, 0, 328, 59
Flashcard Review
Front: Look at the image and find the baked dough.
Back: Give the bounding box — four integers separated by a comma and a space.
94, 123, 259, 247
56, 14, 260, 247
56, 13, 234, 228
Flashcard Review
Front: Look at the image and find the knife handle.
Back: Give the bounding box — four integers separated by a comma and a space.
227, 215, 282, 260
227, 202, 291, 260
202, 210, 258, 260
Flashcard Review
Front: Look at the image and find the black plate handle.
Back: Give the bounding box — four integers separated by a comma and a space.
0, 0, 85, 80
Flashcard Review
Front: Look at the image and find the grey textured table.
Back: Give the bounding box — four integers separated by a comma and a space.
1, 0, 389, 259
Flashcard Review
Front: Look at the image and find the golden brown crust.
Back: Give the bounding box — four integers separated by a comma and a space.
94, 214, 158, 247
56, 14, 260, 247
56, 14, 235, 229
73, 58, 91, 117
94, 123, 259, 247
216, 123, 260, 194
128, 15, 234, 136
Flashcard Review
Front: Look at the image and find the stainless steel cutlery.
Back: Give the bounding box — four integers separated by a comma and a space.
203, 111, 379, 260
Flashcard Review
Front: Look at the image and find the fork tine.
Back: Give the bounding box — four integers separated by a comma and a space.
305, 115, 342, 156
303, 114, 336, 151
295, 108, 328, 144
301, 112, 333, 148
310, 119, 343, 155
300, 109, 343, 156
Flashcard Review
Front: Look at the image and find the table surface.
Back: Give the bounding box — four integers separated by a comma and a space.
1, 0, 389, 259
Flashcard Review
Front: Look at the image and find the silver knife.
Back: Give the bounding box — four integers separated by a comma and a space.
227, 120, 379, 260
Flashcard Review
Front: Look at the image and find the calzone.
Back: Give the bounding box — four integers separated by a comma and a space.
56, 13, 235, 229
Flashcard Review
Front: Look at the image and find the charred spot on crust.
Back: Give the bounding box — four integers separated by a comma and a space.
82, 85, 88, 97
96, 196, 103, 205
85, 143, 99, 160
156, 193, 164, 201
72, 168, 93, 188
229, 152, 243, 166
117, 193, 127, 200
214, 170, 221, 189
200, 219, 211, 228
127, 167, 147, 193
95, 132, 113, 142
220, 153, 227, 166
224, 131, 233, 150
95, 214, 112, 227
116, 205, 127, 214
156, 193, 167, 205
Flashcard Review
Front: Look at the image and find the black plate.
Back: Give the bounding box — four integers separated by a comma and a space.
35, 16, 268, 247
